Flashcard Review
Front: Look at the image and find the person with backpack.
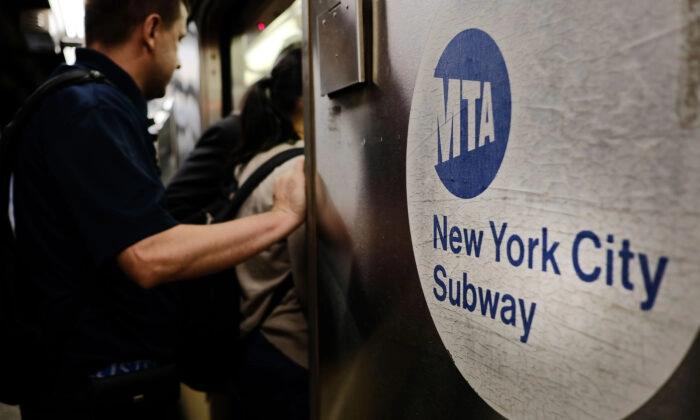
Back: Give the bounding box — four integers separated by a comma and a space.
2, 1, 306, 419
162, 45, 308, 419
230, 45, 309, 420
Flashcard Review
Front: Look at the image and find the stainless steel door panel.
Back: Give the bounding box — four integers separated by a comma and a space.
306, 1, 700, 418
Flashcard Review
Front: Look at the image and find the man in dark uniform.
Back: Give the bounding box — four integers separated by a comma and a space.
12, 1, 306, 418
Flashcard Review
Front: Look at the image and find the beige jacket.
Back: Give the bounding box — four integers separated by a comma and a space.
234, 139, 308, 368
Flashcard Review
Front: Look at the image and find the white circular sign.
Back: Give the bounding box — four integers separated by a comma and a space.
406, 2, 700, 418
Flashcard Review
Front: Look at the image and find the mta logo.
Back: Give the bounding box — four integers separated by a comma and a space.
436, 80, 496, 160
434, 29, 511, 199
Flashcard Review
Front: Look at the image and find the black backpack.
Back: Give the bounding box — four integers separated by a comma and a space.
164, 119, 303, 392
0, 68, 111, 405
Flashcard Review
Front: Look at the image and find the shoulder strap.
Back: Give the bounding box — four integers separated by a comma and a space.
212, 146, 304, 221
257, 273, 295, 330
1, 69, 110, 160
1, 69, 112, 237
223, 147, 303, 330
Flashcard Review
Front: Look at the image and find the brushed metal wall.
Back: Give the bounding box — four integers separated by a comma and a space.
307, 0, 500, 418
305, 1, 700, 419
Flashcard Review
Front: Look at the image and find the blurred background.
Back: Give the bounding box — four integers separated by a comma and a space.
0, 0, 301, 183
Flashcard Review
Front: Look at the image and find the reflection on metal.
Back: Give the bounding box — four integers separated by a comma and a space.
308, 0, 492, 416
316, 0, 365, 96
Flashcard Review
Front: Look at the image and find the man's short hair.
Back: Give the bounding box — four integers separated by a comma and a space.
85, 0, 188, 46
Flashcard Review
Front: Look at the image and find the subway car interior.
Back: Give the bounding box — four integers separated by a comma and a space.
1, 0, 699, 419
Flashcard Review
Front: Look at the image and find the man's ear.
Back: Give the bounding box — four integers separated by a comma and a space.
142, 13, 162, 51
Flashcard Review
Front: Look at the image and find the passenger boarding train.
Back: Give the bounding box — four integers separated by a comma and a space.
1, 0, 698, 419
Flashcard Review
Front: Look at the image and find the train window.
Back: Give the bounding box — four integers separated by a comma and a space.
229, 0, 302, 112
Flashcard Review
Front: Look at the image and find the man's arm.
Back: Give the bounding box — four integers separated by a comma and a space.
118, 159, 306, 288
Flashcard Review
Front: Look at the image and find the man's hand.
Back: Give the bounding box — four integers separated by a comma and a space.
272, 158, 306, 223
119, 157, 307, 289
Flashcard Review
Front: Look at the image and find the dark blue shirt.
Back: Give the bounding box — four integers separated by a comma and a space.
14, 48, 179, 375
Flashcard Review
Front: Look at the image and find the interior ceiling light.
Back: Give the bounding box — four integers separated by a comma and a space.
245, 0, 302, 74
48, 0, 85, 44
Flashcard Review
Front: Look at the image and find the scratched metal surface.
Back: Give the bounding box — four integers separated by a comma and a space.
308, 0, 700, 419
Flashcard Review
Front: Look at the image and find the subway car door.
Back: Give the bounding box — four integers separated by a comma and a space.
304, 1, 700, 419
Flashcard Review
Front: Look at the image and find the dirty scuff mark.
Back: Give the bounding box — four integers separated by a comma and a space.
677, 0, 700, 128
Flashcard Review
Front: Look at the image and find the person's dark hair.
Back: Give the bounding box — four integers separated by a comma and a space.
84, 0, 188, 46
235, 45, 302, 167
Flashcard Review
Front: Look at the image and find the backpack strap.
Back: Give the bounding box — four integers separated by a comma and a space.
224, 147, 303, 332
210, 146, 305, 222
1, 69, 111, 163
1, 69, 111, 237
257, 273, 295, 329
